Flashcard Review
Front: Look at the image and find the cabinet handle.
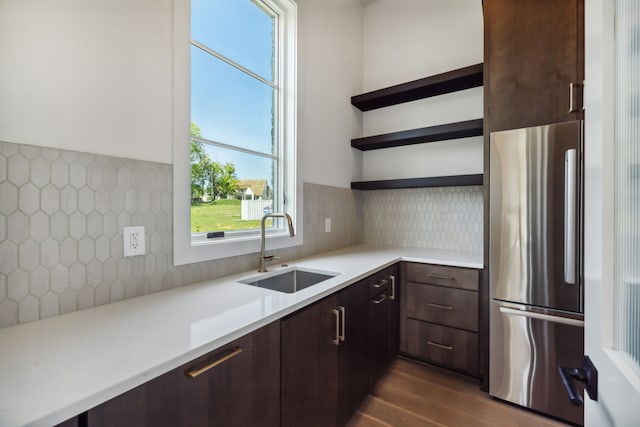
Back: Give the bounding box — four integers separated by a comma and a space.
428, 302, 453, 310
338, 306, 346, 342
372, 279, 388, 289
389, 275, 396, 300
569, 82, 583, 113
372, 294, 387, 304
332, 309, 340, 346
427, 341, 453, 351
186, 347, 242, 378
426, 274, 454, 281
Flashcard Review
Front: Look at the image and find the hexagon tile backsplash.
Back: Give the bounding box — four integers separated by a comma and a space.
0, 141, 174, 327
0, 141, 365, 329
361, 187, 483, 254
0, 139, 483, 329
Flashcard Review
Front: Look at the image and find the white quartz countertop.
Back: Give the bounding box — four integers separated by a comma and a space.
0, 245, 482, 427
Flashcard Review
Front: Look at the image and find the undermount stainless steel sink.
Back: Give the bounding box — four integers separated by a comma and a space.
239, 267, 338, 293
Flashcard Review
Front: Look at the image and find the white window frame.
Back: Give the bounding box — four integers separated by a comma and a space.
172, 0, 301, 266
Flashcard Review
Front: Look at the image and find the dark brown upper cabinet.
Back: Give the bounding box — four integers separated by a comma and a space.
484, 0, 584, 131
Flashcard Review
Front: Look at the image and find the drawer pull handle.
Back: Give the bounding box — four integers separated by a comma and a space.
372, 279, 388, 289
389, 275, 396, 300
428, 302, 453, 310
426, 274, 455, 281
187, 347, 242, 378
372, 294, 387, 304
427, 341, 453, 351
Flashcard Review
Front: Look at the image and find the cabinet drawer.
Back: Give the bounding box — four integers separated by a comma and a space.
405, 263, 479, 291
406, 282, 478, 332
368, 274, 391, 298
405, 319, 478, 374
367, 267, 398, 299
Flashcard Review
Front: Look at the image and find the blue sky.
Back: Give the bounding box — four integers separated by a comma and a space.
191, 0, 275, 184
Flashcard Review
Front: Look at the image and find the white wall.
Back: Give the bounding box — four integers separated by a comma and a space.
0, 0, 365, 189
297, 0, 364, 188
0, 0, 173, 164
359, 0, 484, 181
0, 0, 482, 185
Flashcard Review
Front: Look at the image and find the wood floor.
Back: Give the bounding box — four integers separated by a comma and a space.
347, 357, 571, 427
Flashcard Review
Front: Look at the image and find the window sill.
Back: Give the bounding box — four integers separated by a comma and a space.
174, 230, 303, 266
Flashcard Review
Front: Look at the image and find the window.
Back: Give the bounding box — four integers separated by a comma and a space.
173, 0, 299, 265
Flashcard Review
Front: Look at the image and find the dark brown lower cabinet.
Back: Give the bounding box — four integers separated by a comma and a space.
405, 318, 479, 373
54, 417, 80, 427
400, 262, 481, 376
281, 294, 339, 427
336, 280, 370, 427
86, 321, 281, 427
61, 264, 403, 427
367, 265, 399, 388
282, 276, 384, 427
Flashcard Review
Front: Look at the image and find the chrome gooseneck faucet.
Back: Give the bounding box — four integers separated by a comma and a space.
259, 213, 295, 272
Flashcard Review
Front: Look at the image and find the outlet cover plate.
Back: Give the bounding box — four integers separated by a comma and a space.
123, 226, 146, 257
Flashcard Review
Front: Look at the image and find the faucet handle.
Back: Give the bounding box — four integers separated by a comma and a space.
263, 255, 281, 262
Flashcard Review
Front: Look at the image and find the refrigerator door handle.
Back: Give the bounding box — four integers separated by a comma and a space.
499, 306, 584, 327
564, 149, 577, 284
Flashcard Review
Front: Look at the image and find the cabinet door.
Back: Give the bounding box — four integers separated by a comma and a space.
387, 266, 400, 362
87, 322, 280, 427
368, 265, 399, 389
485, 0, 584, 131
55, 417, 80, 427
368, 288, 391, 388
180, 321, 281, 427
336, 279, 369, 427
281, 295, 339, 427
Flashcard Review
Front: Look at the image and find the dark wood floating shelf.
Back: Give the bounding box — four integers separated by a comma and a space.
351, 174, 483, 190
351, 119, 483, 151
351, 63, 483, 111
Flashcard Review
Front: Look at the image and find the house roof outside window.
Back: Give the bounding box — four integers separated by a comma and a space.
237, 179, 272, 199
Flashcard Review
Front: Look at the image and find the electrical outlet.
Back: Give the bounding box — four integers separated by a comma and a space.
325, 218, 332, 233
123, 226, 145, 257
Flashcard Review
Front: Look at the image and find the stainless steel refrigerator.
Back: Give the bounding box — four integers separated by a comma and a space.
489, 121, 584, 425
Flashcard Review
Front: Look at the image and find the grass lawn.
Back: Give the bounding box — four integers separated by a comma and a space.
191, 200, 271, 232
